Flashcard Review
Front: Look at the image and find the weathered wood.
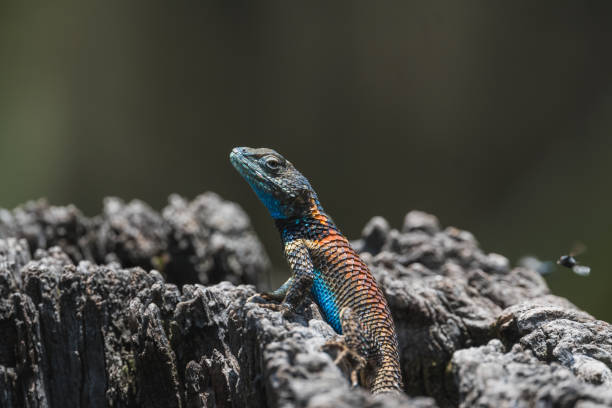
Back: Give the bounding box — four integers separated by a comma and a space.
0, 200, 610, 407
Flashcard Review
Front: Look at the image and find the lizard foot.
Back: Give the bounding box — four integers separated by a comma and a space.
322, 339, 366, 387
246, 292, 283, 303
246, 294, 292, 317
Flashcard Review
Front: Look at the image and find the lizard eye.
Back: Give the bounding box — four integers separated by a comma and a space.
263, 156, 282, 171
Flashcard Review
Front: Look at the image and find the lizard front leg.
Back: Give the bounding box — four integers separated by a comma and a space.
253, 276, 294, 302
249, 240, 314, 318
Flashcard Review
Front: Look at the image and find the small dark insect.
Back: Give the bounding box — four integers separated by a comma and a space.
519, 242, 591, 277
556, 242, 591, 276
557, 255, 577, 268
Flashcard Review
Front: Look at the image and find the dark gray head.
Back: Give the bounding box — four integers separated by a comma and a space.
230, 147, 318, 219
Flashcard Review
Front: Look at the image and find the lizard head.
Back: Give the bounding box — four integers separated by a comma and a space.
230, 147, 316, 220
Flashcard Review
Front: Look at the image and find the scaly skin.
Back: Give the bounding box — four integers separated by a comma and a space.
230, 146, 402, 393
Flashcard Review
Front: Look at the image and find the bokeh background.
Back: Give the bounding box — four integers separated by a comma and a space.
1, 2, 611, 321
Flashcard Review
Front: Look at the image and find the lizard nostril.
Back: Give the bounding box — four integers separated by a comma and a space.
230, 147, 246, 161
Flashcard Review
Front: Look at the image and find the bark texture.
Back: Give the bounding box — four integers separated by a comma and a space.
0, 193, 270, 287
0, 199, 610, 408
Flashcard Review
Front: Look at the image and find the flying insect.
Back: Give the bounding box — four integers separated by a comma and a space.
518, 242, 591, 277
557, 242, 591, 276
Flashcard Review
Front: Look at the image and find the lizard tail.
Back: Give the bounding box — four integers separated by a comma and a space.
370, 345, 403, 394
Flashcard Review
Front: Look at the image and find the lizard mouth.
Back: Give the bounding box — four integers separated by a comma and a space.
230, 148, 271, 187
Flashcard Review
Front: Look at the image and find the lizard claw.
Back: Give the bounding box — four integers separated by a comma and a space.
247, 295, 293, 318
247, 291, 284, 304
259, 291, 285, 302
322, 339, 366, 388
246, 293, 264, 303
261, 303, 293, 318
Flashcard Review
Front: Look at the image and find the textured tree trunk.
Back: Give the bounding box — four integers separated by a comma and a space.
0, 198, 611, 407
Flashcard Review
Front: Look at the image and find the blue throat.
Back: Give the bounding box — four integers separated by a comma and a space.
249, 182, 287, 219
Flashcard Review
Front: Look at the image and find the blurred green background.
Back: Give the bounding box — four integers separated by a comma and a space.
1, 2, 611, 321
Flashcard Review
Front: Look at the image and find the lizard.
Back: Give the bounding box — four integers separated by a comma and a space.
229, 146, 403, 394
